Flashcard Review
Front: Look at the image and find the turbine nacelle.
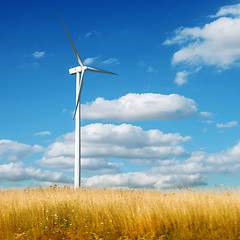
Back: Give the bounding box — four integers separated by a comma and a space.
69, 66, 86, 75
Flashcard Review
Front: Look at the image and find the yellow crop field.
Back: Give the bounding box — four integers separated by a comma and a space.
0, 187, 240, 239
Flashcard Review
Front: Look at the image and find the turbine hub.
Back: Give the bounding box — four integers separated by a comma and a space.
82, 66, 88, 71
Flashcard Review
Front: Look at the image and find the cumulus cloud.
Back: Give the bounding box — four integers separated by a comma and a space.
174, 70, 190, 85
212, 3, 240, 18
0, 162, 70, 183
36, 142, 112, 174
38, 136, 240, 188
82, 123, 190, 148
164, 2, 240, 85
165, 16, 240, 69
82, 124, 189, 159
37, 156, 121, 174
36, 123, 191, 172
0, 139, 42, 161
33, 51, 45, 59
83, 172, 158, 189
216, 121, 238, 128
4, 124, 240, 188
83, 140, 240, 189
175, 67, 201, 85
82, 93, 198, 121
161, 141, 240, 175
83, 172, 206, 189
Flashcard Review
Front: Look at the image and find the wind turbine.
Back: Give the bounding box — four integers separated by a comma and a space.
58, 15, 117, 189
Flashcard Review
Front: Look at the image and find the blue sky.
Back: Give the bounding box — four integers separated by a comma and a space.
1, 0, 240, 189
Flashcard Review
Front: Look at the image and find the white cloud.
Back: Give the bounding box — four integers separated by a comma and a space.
82, 123, 191, 148
83, 56, 99, 65
82, 124, 189, 159
83, 140, 240, 189
33, 51, 45, 59
178, 142, 240, 174
83, 172, 206, 189
82, 93, 198, 121
175, 67, 201, 85
35, 138, 240, 189
37, 156, 121, 174
101, 58, 120, 65
0, 162, 70, 183
198, 112, 212, 118
216, 121, 238, 128
34, 131, 51, 136
84, 57, 119, 65
36, 123, 191, 171
166, 17, 240, 69
213, 4, 240, 18
0, 139, 42, 161
83, 172, 158, 189
37, 156, 74, 170
174, 70, 190, 85
4, 128, 240, 188
195, 143, 240, 173
164, 2, 240, 71
83, 172, 156, 188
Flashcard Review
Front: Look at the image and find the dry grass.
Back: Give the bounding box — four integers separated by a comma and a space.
0, 187, 240, 239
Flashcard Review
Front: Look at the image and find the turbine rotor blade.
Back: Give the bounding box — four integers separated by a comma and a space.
87, 66, 118, 75
73, 71, 85, 120
58, 14, 84, 67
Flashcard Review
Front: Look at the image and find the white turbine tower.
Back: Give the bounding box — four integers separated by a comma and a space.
58, 15, 117, 189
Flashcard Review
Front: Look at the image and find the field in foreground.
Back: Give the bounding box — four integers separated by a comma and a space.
0, 188, 240, 239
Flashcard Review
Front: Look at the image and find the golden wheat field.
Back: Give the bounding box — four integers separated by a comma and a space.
0, 187, 240, 239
